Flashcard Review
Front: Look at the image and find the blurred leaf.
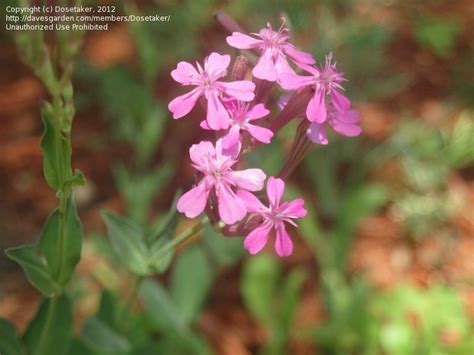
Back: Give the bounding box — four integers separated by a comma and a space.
96, 289, 119, 329
139, 279, 186, 333
334, 184, 388, 269
23, 294, 73, 355
101, 210, 149, 275
0, 318, 22, 355
241, 254, 280, 325
114, 164, 171, 225
414, 16, 462, 57
170, 246, 213, 324
280, 269, 307, 333
5, 245, 61, 297
447, 111, 474, 168
40, 108, 72, 192
147, 191, 181, 274
38, 196, 82, 286
81, 317, 131, 354
202, 224, 244, 265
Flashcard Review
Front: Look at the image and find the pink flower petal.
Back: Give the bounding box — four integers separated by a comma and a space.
307, 123, 328, 145
284, 45, 316, 65
215, 137, 240, 161
218, 81, 256, 101
266, 177, 285, 208
189, 141, 215, 167
216, 183, 247, 224
177, 180, 211, 218
222, 125, 241, 149
253, 50, 278, 82
200, 120, 211, 130
205, 52, 231, 79
331, 90, 351, 113
275, 223, 293, 257
338, 109, 360, 124
246, 103, 270, 121
306, 90, 327, 123
274, 54, 295, 77
246, 124, 273, 144
168, 88, 202, 119
228, 169, 266, 191
243, 221, 273, 255
277, 93, 292, 110
236, 190, 266, 213
331, 121, 362, 137
206, 91, 230, 130
278, 73, 314, 91
226, 32, 263, 49
171, 61, 200, 85
279, 198, 307, 218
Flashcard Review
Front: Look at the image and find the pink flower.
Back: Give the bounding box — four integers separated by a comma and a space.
226, 22, 315, 82
279, 53, 351, 124
237, 177, 307, 257
168, 52, 256, 130
201, 100, 274, 149
307, 107, 362, 145
177, 138, 266, 225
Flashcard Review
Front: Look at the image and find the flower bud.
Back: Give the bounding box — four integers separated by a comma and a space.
230, 55, 248, 81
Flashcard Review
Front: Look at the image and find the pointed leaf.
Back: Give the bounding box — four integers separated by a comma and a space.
38, 196, 83, 286
23, 294, 73, 355
139, 279, 186, 333
81, 317, 131, 353
40, 111, 71, 192
241, 254, 280, 325
101, 210, 149, 275
170, 246, 213, 324
5, 245, 61, 297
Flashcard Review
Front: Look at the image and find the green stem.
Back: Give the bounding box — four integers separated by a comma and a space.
156, 216, 210, 259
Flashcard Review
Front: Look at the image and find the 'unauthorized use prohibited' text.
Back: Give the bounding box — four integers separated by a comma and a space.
5, 5, 170, 31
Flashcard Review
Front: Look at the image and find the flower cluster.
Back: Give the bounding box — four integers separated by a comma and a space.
169, 18, 361, 257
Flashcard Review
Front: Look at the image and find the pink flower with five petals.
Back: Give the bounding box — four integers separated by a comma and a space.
226, 22, 315, 82
177, 138, 266, 225
307, 106, 362, 145
237, 177, 307, 257
168, 52, 256, 130
201, 100, 274, 149
279, 53, 351, 124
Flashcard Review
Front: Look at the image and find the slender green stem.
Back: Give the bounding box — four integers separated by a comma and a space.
156, 216, 210, 259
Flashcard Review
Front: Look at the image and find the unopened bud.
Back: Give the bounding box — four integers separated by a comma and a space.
269, 87, 312, 133
231, 55, 248, 81
278, 120, 312, 180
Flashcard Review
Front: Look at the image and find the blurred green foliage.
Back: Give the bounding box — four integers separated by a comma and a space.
3, 0, 471, 354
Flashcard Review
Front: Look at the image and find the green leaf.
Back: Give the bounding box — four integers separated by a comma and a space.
81, 317, 131, 353
170, 246, 213, 324
38, 196, 83, 286
0, 318, 23, 355
6, 197, 82, 295
96, 289, 119, 329
101, 210, 149, 275
241, 254, 280, 325
139, 279, 186, 333
202, 224, 244, 265
280, 269, 307, 332
5, 245, 61, 297
40, 110, 71, 192
414, 16, 462, 57
23, 294, 73, 355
